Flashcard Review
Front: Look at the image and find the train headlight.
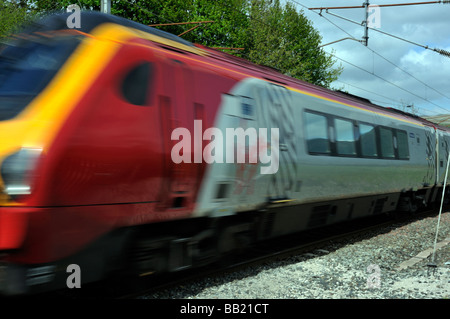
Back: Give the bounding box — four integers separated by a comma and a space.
1, 148, 42, 198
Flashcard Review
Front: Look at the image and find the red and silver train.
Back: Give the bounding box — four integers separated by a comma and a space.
0, 12, 448, 295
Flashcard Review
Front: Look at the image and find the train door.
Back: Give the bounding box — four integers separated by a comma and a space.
193, 78, 301, 216
209, 79, 299, 206
423, 125, 438, 186
438, 130, 450, 184
157, 58, 198, 210
192, 87, 262, 216
254, 81, 299, 202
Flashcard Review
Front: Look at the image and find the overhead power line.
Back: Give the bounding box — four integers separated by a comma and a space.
334, 79, 404, 107
327, 51, 448, 110
309, 1, 450, 10
319, 8, 450, 58
121, 0, 450, 114
304, 3, 450, 103
290, 0, 450, 114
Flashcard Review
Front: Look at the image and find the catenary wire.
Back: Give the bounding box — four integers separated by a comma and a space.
317, 4, 450, 110
323, 9, 450, 58
120, 0, 447, 115
289, 0, 450, 114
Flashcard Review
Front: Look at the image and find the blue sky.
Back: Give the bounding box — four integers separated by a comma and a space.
286, 0, 450, 116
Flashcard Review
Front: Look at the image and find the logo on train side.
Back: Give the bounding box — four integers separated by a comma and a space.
171, 120, 279, 175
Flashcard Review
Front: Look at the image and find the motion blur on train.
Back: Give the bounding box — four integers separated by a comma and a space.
0, 11, 448, 295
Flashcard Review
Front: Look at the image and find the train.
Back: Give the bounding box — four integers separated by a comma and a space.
0, 11, 448, 295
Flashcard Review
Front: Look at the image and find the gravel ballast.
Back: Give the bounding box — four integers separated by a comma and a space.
142, 212, 450, 299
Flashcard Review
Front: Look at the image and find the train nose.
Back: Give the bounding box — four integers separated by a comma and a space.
0, 207, 29, 250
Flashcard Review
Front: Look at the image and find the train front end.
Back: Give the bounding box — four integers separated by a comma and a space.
0, 28, 92, 294
0, 12, 141, 292
0, 10, 196, 294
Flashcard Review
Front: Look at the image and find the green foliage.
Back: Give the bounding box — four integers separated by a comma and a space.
246, 0, 342, 87
3, 0, 342, 87
0, 0, 36, 39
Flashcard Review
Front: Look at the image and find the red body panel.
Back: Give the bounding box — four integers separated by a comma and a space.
0, 208, 29, 251
4, 203, 197, 264
3, 38, 236, 263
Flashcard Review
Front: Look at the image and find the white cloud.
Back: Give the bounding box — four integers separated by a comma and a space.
401, 49, 431, 67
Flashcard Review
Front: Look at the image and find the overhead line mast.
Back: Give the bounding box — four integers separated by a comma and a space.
101, 0, 111, 14
364, 1, 369, 46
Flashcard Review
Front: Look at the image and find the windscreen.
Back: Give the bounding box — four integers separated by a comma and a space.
0, 34, 81, 120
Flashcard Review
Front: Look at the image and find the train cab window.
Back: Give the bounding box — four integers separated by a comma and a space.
359, 123, 378, 157
396, 130, 410, 160
335, 118, 356, 156
0, 35, 81, 120
379, 127, 395, 159
120, 62, 153, 106
305, 111, 330, 154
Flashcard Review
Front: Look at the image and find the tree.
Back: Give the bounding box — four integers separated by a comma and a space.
9, 0, 342, 87
246, 0, 341, 87
0, 0, 36, 39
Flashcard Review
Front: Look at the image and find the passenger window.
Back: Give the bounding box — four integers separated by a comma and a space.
335, 118, 356, 156
305, 112, 330, 154
120, 62, 153, 106
379, 127, 395, 158
359, 123, 378, 157
396, 130, 410, 160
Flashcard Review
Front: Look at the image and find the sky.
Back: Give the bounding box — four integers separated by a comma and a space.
285, 0, 450, 117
